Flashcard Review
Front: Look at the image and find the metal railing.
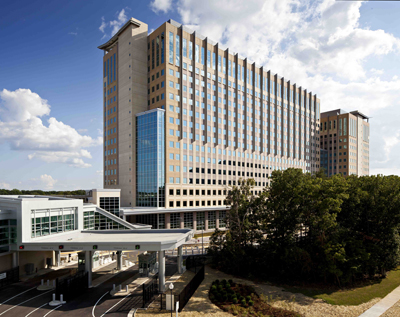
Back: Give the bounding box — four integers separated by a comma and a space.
160, 265, 205, 312
142, 274, 158, 308
56, 270, 88, 301
0, 266, 19, 289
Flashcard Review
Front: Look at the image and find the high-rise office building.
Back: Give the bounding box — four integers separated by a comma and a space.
98, 18, 321, 231
320, 109, 370, 177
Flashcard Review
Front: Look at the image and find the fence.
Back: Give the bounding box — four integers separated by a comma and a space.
56, 270, 88, 301
186, 255, 206, 273
0, 266, 19, 289
142, 274, 158, 308
161, 265, 205, 312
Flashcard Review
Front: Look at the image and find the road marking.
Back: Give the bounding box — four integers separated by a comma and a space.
100, 292, 131, 317
25, 303, 48, 317
43, 304, 62, 317
0, 286, 37, 306
0, 290, 53, 316
92, 291, 109, 317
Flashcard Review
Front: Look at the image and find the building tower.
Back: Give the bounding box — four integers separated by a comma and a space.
99, 18, 321, 231
320, 109, 370, 176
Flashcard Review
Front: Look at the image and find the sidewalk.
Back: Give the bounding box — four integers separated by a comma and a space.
359, 285, 400, 317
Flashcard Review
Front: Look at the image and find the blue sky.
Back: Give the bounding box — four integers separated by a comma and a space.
0, 0, 399, 190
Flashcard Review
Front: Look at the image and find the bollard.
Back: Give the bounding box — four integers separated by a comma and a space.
113, 284, 116, 290
53, 280, 56, 287
60, 294, 64, 302
52, 294, 56, 302
41, 279, 44, 286
126, 285, 129, 292
47, 280, 49, 286
118, 284, 121, 291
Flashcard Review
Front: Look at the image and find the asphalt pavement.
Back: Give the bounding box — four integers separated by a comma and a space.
0, 255, 177, 317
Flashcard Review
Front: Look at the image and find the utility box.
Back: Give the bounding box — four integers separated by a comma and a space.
78, 251, 86, 272
138, 251, 157, 276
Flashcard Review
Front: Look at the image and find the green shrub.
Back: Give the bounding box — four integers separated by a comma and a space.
211, 285, 217, 293
215, 279, 220, 285
246, 295, 251, 301
240, 296, 245, 302
222, 279, 227, 285
228, 279, 233, 285
232, 297, 238, 304
248, 300, 254, 306
241, 299, 247, 307
223, 294, 228, 302
226, 283, 231, 289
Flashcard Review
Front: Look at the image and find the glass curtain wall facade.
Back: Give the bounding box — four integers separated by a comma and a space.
31, 208, 77, 238
83, 210, 130, 230
0, 219, 17, 253
136, 108, 166, 207
100, 197, 120, 216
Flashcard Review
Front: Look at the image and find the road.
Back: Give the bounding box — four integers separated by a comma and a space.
0, 255, 177, 317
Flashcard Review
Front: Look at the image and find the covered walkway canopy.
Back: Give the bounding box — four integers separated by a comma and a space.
16, 229, 194, 291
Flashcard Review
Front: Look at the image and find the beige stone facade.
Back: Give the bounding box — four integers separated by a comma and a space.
99, 18, 321, 230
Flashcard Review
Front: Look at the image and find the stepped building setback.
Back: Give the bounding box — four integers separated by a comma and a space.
99, 18, 321, 231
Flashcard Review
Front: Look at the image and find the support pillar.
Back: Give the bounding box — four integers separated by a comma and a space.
177, 246, 183, 274
85, 250, 93, 288
56, 250, 61, 267
116, 251, 122, 270
12, 252, 18, 268
158, 250, 165, 293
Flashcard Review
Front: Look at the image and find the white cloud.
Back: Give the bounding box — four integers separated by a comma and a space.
96, 170, 103, 175
99, 9, 128, 38
68, 32, 78, 36
0, 182, 11, 190
0, 89, 102, 168
150, 0, 173, 14
34, 174, 57, 190
174, 0, 400, 175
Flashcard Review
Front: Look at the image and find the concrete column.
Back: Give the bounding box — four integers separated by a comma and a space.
193, 211, 197, 232
85, 250, 93, 288
116, 251, 122, 270
56, 251, 61, 267
159, 251, 165, 293
122, 214, 127, 221
216, 210, 220, 229
177, 246, 183, 274
180, 212, 184, 229
12, 252, 18, 268
166, 213, 171, 229
205, 211, 209, 231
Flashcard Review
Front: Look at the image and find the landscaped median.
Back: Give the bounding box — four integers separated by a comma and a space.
136, 265, 380, 317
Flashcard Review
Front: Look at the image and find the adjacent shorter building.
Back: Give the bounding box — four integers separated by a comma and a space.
0, 194, 144, 275
320, 109, 370, 176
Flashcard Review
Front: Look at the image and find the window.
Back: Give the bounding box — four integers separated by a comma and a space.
170, 213, 180, 229
208, 211, 216, 229
196, 212, 205, 230
219, 210, 226, 227
184, 212, 193, 229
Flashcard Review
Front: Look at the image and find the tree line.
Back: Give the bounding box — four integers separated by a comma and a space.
0, 189, 87, 196
209, 169, 400, 286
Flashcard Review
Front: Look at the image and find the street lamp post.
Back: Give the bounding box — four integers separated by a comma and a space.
169, 282, 174, 317
202, 229, 204, 255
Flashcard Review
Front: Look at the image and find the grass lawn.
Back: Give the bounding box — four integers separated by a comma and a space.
194, 231, 216, 239
284, 267, 400, 306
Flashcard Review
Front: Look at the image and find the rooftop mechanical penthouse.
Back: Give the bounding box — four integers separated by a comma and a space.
99, 18, 321, 231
